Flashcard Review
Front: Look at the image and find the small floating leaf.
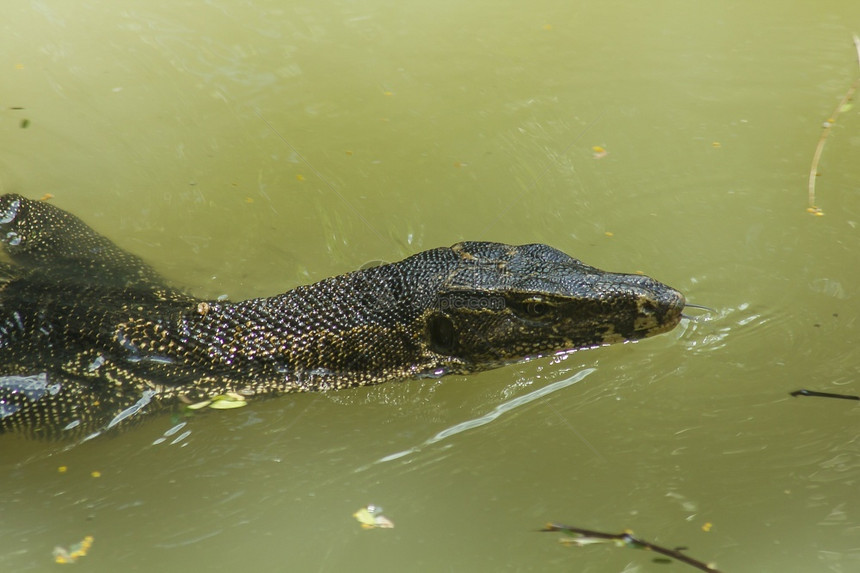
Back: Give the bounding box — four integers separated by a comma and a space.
207, 400, 247, 410
207, 394, 247, 409
372, 515, 395, 528
591, 145, 608, 159
353, 507, 377, 527
353, 505, 394, 529
53, 535, 94, 564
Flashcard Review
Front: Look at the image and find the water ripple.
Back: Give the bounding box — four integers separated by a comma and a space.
363, 368, 596, 468
677, 301, 791, 354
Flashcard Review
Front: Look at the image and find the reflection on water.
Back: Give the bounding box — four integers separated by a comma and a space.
368, 367, 595, 466
2, 0, 860, 571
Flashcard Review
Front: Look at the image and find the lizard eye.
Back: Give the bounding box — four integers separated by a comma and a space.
509, 296, 552, 320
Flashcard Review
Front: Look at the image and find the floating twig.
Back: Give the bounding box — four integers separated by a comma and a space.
541, 523, 722, 572
790, 389, 859, 401
807, 35, 860, 215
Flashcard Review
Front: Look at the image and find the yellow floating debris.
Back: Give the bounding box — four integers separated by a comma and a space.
353, 505, 394, 529
53, 535, 94, 564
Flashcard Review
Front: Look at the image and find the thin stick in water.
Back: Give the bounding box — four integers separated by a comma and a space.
807, 35, 860, 215
790, 389, 860, 401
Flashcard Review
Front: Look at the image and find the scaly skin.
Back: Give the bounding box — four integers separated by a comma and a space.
0, 194, 684, 438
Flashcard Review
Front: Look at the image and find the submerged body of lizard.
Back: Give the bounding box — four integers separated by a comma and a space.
0, 194, 684, 438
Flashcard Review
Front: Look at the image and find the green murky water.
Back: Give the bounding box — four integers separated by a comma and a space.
2, 1, 859, 571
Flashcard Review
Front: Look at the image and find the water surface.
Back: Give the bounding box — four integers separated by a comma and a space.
2, 1, 859, 571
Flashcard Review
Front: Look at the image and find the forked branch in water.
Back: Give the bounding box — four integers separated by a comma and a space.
541, 523, 722, 572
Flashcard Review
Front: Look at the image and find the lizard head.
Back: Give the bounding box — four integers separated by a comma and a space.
420, 242, 685, 373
